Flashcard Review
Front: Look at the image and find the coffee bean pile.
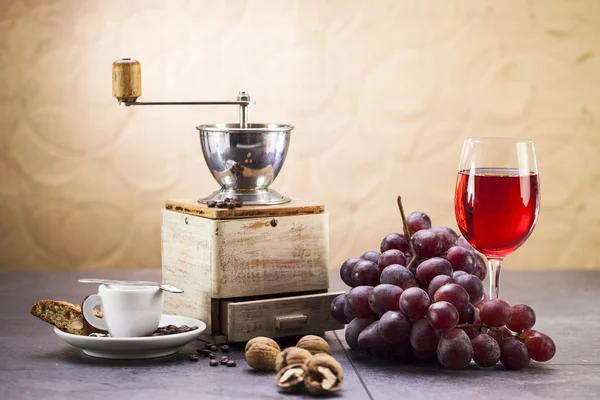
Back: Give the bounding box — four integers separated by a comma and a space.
207, 198, 243, 209
192, 342, 236, 367
152, 324, 199, 336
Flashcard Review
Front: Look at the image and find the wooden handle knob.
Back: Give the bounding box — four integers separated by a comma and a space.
112, 58, 141, 103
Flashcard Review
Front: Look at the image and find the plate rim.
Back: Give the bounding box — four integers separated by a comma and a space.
53, 314, 206, 342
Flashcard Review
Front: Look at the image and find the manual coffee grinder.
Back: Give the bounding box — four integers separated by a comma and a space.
112, 59, 343, 343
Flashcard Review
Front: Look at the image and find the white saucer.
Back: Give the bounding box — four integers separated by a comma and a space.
54, 314, 206, 359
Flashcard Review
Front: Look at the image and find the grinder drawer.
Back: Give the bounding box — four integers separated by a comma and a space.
220, 291, 345, 342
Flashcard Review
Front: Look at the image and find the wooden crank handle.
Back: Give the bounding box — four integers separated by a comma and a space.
112, 58, 141, 103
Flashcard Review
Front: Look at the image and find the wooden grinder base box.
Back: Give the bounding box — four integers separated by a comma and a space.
161, 198, 344, 344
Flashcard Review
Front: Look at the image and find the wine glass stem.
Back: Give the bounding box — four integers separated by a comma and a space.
487, 258, 503, 299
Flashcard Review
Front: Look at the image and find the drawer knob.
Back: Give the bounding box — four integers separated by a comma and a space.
276, 315, 308, 330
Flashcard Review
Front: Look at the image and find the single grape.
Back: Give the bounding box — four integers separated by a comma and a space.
416, 257, 453, 288
380, 264, 418, 290
456, 236, 474, 252
471, 333, 501, 367
378, 249, 406, 272
500, 338, 531, 370
480, 299, 512, 327
368, 284, 403, 315
444, 246, 475, 274
437, 328, 474, 369
433, 283, 469, 312
340, 257, 360, 287
412, 229, 443, 258
410, 318, 438, 352
346, 286, 377, 318
488, 326, 513, 345
361, 251, 381, 264
330, 294, 348, 324
506, 304, 536, 333
430, 226, 459, 252
454, 274, 484, 304
379, 310, 412, 344
473, 253, 487, 281
406, 211, 432, 234
452, 270, 468, 280
427, 301, 459, 331
357, 321, 385, 350
520, 330, 556, 362
427, 275, 454, 299
458, 303, 476, 324
400, 287, 431, 320
389, 341, 414, 363
351, 260, 380, 287
343, 302, 355, 323
345, 317, 377, 350
380, 233, 410, 253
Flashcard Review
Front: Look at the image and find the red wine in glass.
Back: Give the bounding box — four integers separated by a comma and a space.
454, 139, 540, 299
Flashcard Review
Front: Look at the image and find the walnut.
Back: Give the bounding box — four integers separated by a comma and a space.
296, 335, 331, 355
275, 363, 307, 391
245, 336, 280, 353
244, 337, 281, 370
275, 346, 312, 372
304, 353, 343, 394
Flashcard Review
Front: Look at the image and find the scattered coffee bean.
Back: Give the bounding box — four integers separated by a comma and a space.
226, 360, 236, 367
220, 345, 230, 353
226, 202, 235, 209
209, 353, 216, 359
202, 349, 212, 356
209, 344, 219, 352
207, 201, 217, 208
224, 198, 232, 203
205, 343, 213, 349
216, 202, 227, 208
209, 359, 219, 367
219, 356, 229, 365
189, 354, 199, 362
235, 201, 243, 208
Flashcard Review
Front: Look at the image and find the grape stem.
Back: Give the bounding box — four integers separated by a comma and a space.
396, 196, 419, 271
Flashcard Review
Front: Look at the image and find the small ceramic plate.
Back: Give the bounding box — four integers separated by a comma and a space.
54, 314, 206, 359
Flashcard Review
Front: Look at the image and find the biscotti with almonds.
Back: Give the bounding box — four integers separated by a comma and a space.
30, 300, 106, 336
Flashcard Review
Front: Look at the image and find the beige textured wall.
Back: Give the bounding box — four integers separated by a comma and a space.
1, 0, 599, 271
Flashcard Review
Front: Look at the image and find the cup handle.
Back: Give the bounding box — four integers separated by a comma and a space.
82, 294, 108, 331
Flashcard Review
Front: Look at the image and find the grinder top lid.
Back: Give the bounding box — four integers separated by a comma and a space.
197, 123, 294, 133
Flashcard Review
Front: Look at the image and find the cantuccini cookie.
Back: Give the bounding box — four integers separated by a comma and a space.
30, 300, 105, 336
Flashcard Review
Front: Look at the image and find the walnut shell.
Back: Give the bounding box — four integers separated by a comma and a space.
275, 347, 312, 372
296, 335, 331, 355
304, 353, 343, 394
244, 339, 281, 370
276, 363, 307, 391
245, 336, 280, 353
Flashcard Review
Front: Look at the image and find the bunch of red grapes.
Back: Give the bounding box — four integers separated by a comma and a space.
330, 207, 556, 370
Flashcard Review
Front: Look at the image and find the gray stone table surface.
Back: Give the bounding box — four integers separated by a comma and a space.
0, 269, 599, 400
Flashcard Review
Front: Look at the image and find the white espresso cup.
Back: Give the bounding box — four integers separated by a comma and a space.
82, 284, 164, 337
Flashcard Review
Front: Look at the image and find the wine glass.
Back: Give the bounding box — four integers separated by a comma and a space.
454, 138, 540, 299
